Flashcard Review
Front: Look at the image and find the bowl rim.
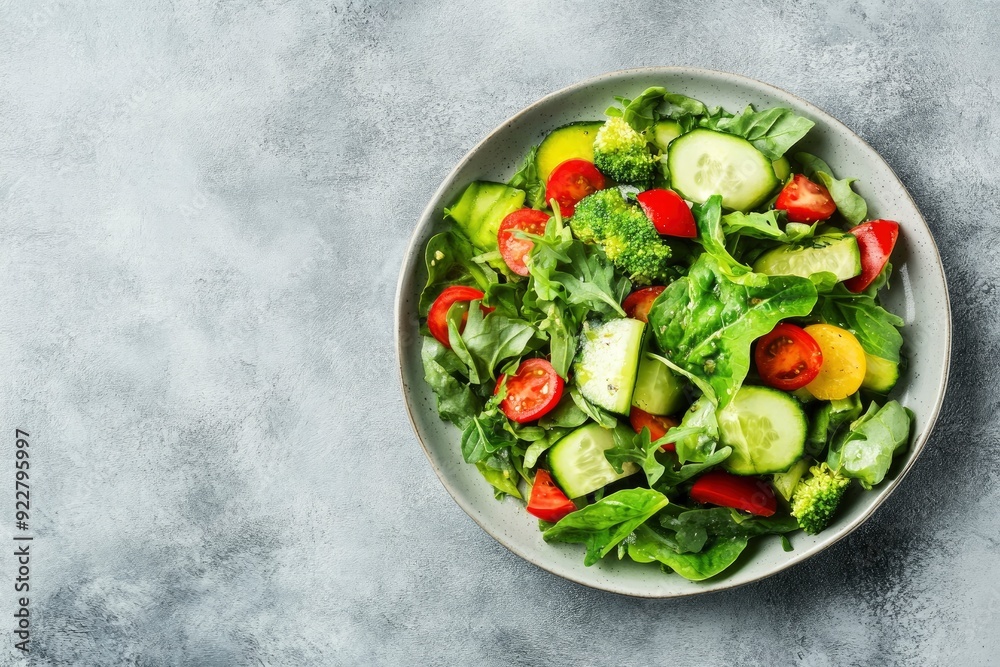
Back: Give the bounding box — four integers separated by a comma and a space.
394, 66, 952, 598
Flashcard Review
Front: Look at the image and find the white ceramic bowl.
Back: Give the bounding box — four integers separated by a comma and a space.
395, 68, 951, 597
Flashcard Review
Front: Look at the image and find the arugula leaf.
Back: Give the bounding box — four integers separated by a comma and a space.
508, 145, 545, 209
605, 87, 708, 133
796, 152, 868, 225
605, 424, 667, 486
648, 253, 818, 407
817, 285, 904, 362
419, 231, 496, 314
420, 336, 482, 427
715, 105, 815, 160
628, 524, 748, 581
827, 400, 912, 489
543, 488, 669, 566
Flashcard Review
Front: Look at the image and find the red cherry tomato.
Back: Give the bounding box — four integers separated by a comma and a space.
526, 469, 577, 522
775, 174, 837, 223
690, 470, 777, 517
427, 286, 493, 349
623, 286, 666, 323
754, 322, 824, 391
636, 189, 697, 238
497, 208, 550, 277
844, 220, 899, 293
545, 159, 605, 217
629, 407, 679, 451
495, 358, 564, 423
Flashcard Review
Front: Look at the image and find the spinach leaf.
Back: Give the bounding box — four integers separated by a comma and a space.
722, 210, 817, 244
538, 393, 590, 430
796, 152, 868, 225
605, 87, 708, 133
522, 428, 571, 469
654, 446, 733, 491
543, 488, 669, 566
476, 452, 522, 500
459, 304, 541, 381
419, 231, 496, 314
628, 524, 748, 581
460, 407, 515, 465
827, 400, 912, 489
669, 395, 721, 463
648, 253, 818, 407
659, 507, 799, 552
508, 145, 545, 209
568, 386, 618, 429
420, 336, 482, 426
715, 105, 815, 160
806, 393, 862, 457
817, 285, 904, 362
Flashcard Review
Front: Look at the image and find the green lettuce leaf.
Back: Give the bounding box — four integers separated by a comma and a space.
796, 152, 868, 225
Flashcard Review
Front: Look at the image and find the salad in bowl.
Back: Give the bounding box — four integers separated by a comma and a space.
414, 85, 915, 583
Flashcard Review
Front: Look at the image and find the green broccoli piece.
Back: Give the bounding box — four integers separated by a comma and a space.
790, 463, 852, 535
593, 117, 654, 186
569, 188, 674, 285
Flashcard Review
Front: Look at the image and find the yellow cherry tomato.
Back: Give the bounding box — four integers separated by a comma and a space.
803, 324, 867, 400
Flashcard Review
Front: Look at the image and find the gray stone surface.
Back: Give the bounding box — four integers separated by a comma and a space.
0, 0, 993, 664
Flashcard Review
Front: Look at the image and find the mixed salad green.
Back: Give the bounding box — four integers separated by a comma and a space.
418, 86, 912, 581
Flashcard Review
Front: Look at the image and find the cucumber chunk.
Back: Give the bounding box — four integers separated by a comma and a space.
772, 156, 791, 182
772, 457, 811, 501
631, 353, 686, 416
574, 319, 646, 415
753, 234, 861, 282
649, 120, 682, 153
667, 129, 779, 211
548, 423, 638, 498
536, 121, 604, 183
445, 181, 526, 251
718, 386, 807, 475
862, 353, 899, 393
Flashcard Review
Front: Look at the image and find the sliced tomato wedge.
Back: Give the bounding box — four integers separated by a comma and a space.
636, 189, 697, 238
629, 407, 679, 451
427, 286, 493, 349
754, 322, 823, 391
623, 286, 666, 323
526, 469, 576, 522
775, 174, 836, 223
496, 358, 564, 423
844, 220, 899, 293
690, 470, 777, 517
497, 208, 550, 277
545, 159, 605, 217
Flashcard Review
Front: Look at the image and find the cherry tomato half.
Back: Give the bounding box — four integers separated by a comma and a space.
754, 322, 824, 391
545, 159, 605, 217
497, 208, 550, 277
427, 286, 493, 349
623, 286, 666, 323
690, 470, 777, 517
775, 174, 837, 223
496, 358, 564, 423
526, 469, 577, 522
844, 220, 899, 293
636, 189, 697, 238
629, 407, 679, 451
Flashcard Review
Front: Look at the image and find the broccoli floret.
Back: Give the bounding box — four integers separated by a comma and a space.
790, 463, 851, 535
569, 188, 674, 285
593, 117, 655, 186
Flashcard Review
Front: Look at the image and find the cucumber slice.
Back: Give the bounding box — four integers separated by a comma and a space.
752, 234, 861, 282
649, 120, 682, 153
772, 156, 791, 182
536, 121, 604, 183
718, 386, 807, 475
667, 129, 780, 211
547, 423, 638, 498
772, 457, 811, 501
445, 181, 526, 251
574, 319, 646, 414
631, 353, 686, 416
862, 353, 899, 393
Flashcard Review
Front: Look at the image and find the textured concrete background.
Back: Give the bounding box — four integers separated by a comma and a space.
0, 0, 993, 664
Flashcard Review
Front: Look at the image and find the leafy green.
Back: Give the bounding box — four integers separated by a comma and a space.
460, 403, 514, 465
457, 304, 540, 382
715, 105, 815, 160
543, 488, 669, 566
419, 231, 495, 314
420, 336, 481, 427
655, 446, 733, 491
817, 285, 904, 362
827, 400, 912, 489
722, 210, 816, 244
796, 152, 868, 225
605, 87, 707, 134
660, 507, 799, 552
648, 253, 818, 407
628, 524, 748, 581
806, 393, 862, 456
476, 454, 522, 500
568, 386, 617, 429
605, 424, 670, 486
508, 145, 545, 209
669, 395, 721, 463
